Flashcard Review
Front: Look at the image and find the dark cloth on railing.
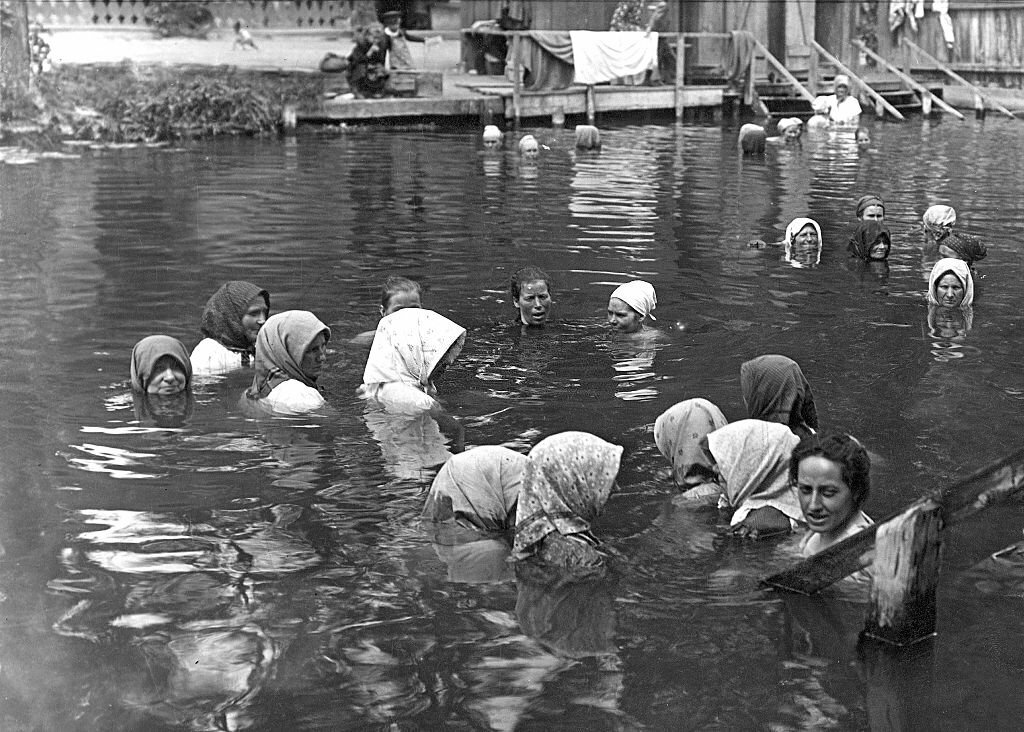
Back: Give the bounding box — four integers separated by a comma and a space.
505, 30, 575, 91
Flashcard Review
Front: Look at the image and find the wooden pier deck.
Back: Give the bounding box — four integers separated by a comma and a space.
292, 73, 724, 126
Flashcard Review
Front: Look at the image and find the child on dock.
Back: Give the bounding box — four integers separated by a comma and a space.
233, 22, 258, 51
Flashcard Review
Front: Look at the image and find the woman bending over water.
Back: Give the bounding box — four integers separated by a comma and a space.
245, 310, 330, 415
191, 281, 269, 375
513, 432, 623, 570
790, 432, 873, 558
740, 354, 818, 439
607, 280, 657, 334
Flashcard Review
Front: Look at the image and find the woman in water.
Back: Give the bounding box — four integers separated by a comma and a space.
131, 335, 194, 426
782, 217, 822, 268
927, 257, 974, 311
190, 281, 269, 375
512, 432, 623, 570
855, 194, 884, 222
510, 266, 553, 328
740, 354, 818, 439
847, 221, 891, 262
245, 310, 331, 415
653, 398, 728, 496
790, 431, 872, 557
607, 280, 657, 334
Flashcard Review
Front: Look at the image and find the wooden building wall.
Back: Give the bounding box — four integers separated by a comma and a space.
459, 1, 681, 32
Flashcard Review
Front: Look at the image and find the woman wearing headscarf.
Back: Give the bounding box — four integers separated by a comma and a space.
936, 230, 987, 268
922, 204, 956, 246
422, 446, 529, 584
855, 194, 884, 222
740, 354, 818, 439
847, 221, 891, 262
706, 419, 803, 536
927, 257, 974, 311
774, 117, 803, 143
130, 335, 194, 426
245, 310, 330, 415
359, 307, 466, 414
191, 281, 269, 375
653, 398, 728, 497
422, 446, 529, 532
360, 308, 467, 479
607, 280, 657, 334
512, 432, 623, 570
782, 217, 822, 268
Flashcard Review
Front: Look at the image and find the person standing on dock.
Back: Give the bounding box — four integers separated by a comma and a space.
381, 11, 439, 71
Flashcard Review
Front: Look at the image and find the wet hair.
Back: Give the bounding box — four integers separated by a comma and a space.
789, 431, 871, 509
510, 266, 551, 300
381, 275, 422, 309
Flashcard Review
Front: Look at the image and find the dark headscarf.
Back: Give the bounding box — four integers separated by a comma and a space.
246, 310, 330, 400
740, 354, 818, 438
937, 230, 987, 266
200, 281, 269, 353
130, 335, 192, 392
847, 221, 891, 261
855, 194, 884, 219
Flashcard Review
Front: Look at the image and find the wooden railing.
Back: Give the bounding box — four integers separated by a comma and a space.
852, 39, 965, 120
811, 41, 906, 121
901, 36, 1017, 119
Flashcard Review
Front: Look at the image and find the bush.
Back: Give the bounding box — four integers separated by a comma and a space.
144, 2, 214, 39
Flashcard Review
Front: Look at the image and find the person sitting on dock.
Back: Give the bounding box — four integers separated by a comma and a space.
791, 432, 873, 560
347, 23, 389, 98
823, 75, 862, 126
381, 10, 438, 71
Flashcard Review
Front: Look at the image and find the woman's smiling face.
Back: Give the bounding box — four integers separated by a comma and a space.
796, 455, 856, 537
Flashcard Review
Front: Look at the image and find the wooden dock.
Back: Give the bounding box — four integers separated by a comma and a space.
290, 74, 724, 127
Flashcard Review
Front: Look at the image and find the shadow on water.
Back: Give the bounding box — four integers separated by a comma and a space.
2, 118, 1024, 728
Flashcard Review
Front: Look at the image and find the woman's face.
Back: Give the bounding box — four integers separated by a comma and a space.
607, 297, 643, 333
382, 289, 421, 317
300, 332, 328, 381
792, 224, 819, 263
796, 455, 857, 536
860, 205, 884, 222
936, 272, 966, 307
856, 129, 871, 145
869, 234, 890, 260
242, 297, 269, 345
782, 125, 801, 141
836, 84, 849, 102
515, 280, 552, 326
147, 355, 188, 395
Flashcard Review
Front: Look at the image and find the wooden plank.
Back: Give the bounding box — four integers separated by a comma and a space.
902, 36, 1019, 119
675, 35, 686, 121
851, 39, 964, 120
748, 35, 815, 103
763, 445, 1024, 595
308, 97, 505, 121
864, 500, 944, 645
511, 34, 522, 127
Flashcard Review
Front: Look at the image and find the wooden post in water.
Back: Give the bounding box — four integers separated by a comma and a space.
974, 93, 986, 119
864, 499, 944, 646
282, 104, 297, 135
551, 106, 565, 128
921, 92, 933, 115
586, 85, 596, 125
511, 33, 522, 128
675, 35, 686, 121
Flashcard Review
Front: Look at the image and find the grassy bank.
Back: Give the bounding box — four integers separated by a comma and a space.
1, 62, 324, 145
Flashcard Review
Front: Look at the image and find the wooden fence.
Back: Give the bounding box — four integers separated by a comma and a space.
27, 0, 361, 31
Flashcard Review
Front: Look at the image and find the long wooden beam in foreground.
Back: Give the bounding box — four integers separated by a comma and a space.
763, 445, 1024, 596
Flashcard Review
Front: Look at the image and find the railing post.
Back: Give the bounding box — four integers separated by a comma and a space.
511, 33, 522, 128
586, 85, 596, 124
864, 499, 944, 646
808, 47, 819, 96
675, 34, 686, 122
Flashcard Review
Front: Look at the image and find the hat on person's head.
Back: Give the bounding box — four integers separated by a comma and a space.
482, 124, 502, 143
834, 74, 851, 89
777, 117, 802, 134
381, 10, 402, 23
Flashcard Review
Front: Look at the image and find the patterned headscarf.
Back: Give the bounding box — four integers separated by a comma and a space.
927, 257, 975, 309
246, 310, 330, 399
740, 354, 818, 437
609, 280, 657, 321
937, 230, 987, 265
847, 221, 891, 261
362, 308, 466, 390
783, 218, 823, 267
654, 398, 728, 488
512, 432, 623, 560
422, 446, 529, 532
130, 335, 192, 392
199, 281, 269, 353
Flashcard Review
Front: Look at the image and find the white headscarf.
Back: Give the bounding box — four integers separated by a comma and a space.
610, 280, 657, 321
482, 125, 502, 142
923, 204, 956, 230
776, 117, 802, 134
783, 217, 823, 267
361, 308, 466, 390
927, 257, 975, 309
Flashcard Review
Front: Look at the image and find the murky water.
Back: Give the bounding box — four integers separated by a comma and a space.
2, 117, 1024, 730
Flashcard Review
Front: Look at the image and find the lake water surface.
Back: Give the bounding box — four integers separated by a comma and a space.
2, 117, 1024, 730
